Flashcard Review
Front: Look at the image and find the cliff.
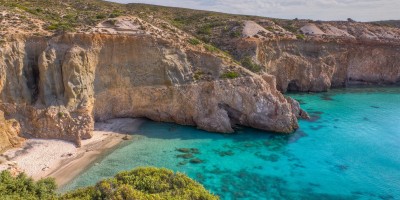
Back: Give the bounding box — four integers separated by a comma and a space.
0, 16, 300, 145
233, 38, 400, 92
125, 5, 400, 92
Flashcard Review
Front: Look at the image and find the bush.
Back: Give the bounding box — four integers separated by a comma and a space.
1, 167, 218, 199
61, 167, 218, 200
47, 23, 73, 32
0, 171, 57, 200
109, 10, 122, 18
296, 34, 305, 40
57, 112, 64, 118
229, 30, 241, 38
105, 19, 118, 26
204, 44, 218, 52
171, 17, 187, 28
283, 24, 297, 33
188, 38, 201, 45
193, 71, 204, 80
95, 14, 107, 19
241, 56, 262, 73
197, 25, 212, 35
266, 26, 275, 32
221, 71, 240, 79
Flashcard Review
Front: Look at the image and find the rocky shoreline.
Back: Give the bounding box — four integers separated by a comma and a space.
0, 118, 144, 186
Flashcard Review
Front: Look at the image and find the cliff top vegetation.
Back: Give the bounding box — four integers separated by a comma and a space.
1, 0, 398, 39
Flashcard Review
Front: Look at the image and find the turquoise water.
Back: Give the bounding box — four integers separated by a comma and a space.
62, 87, 400, 199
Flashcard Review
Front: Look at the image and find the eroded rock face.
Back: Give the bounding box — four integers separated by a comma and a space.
0, 33, 299, 145
233, 39, 400, 92
0, 36, 93, 145
0, 110, 24, 153
94, 76, 298, 134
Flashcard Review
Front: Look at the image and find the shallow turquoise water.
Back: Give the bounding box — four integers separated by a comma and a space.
62, 87, 400, 199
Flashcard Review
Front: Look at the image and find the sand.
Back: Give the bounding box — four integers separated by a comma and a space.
0, 118, 145, 187
300, 23, 326, 35
242, 20, 271, 37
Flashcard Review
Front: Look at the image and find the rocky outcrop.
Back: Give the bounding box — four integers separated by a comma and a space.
231, 37, 400, 92
0, 36, 93, 146
0, 110, 24, 153
0, 30, 300, 145
225, 21, 400, 92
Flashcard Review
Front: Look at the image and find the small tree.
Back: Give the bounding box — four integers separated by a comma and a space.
347, 18, 356, 23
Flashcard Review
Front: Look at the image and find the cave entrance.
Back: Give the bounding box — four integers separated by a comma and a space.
26, 56, 40, 104
218, 103, 242, 126
287, 80, 300, 92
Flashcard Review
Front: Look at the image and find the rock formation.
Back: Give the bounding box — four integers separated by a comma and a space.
227, 22, 400, 92
0, 110, 24, 153
0, 17, 301, 145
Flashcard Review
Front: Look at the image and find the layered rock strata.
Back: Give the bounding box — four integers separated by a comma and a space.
234, 39, 400, 92
0, 30, 300, 145
229, 22, 400, 92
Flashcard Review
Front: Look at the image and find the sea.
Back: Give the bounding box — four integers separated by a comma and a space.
62, 87, 400, 199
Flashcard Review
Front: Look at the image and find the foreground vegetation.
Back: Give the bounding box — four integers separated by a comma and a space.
0, 167, 218, 200
0, 171, 57, 200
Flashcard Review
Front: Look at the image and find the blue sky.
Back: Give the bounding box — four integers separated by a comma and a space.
108, 0, 400, 21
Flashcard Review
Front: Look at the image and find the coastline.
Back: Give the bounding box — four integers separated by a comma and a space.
0, 118, 145, 188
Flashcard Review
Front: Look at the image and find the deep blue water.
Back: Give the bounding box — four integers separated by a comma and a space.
62, 87, 400, 199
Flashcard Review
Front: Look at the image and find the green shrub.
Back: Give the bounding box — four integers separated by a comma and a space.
188, 38, 201, 45
171, 17, 186, 28
61, 167, 218, 200
241, 56, 263, 73
283, 25, 298, 33
1, 168, 218, 199
57, 112, 64, 118
204, 44, 218, 52
266, 26, 275, 32
296, 34, 305, 40
221, 71, 240, 79
47, 23, 73, 32
0, 171, 57, 200
194, 71, 204, 80
95, 14, 107, 19
229, 30, 241, 38
197, 25, 212, 35
109, 10, 122, 18
106, 19, 118, 26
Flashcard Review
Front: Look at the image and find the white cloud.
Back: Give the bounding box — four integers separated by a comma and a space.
109, 0, 400, 21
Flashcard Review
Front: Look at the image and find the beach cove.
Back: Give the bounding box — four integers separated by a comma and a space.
1, 87, 399, 199
60, 87, 400, 199
0, 118, 145, 187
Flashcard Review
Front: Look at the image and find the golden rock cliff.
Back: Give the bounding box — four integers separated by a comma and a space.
0, 18, 301, 145
228, 22, 400, 92
0, 110, 23, 153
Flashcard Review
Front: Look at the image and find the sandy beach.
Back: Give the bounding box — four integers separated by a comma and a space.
0, 118, 144, 187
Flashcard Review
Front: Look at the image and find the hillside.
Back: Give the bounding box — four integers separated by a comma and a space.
373, 20, 400, 28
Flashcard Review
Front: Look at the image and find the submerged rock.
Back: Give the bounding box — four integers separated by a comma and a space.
176, 148, 200, 154
190, 158, 204, 164
176, 153, 194, 159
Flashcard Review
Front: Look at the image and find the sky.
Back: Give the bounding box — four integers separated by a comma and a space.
108, 0, 400, 22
